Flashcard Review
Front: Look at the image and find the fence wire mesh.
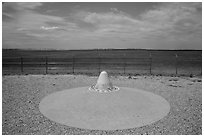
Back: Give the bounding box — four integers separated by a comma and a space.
2, 54, 202, 76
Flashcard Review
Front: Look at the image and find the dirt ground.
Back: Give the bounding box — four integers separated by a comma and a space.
2, 74, 202, 135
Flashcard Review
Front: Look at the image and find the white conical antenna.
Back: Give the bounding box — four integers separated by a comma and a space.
95, 71, 113, 90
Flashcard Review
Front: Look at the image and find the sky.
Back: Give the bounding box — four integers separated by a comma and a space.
2, 2, 202, 50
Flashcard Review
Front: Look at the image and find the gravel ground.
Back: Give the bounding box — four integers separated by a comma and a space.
2, 74, 202, 135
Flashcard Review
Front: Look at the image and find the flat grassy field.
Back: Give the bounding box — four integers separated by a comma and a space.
2, 49, 202, 76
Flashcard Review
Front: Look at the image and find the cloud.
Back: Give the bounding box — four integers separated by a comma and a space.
2, 11, 71, 41
81, 10, 138, 25
16, 2, 42, 9
140, 3, 202, 39
3, 2, 79, 42
68, 8, 144, 39
2, 2, 202, 49
3, 2, 42, 11
76, 3, 201, 48
40, 26, 59, 30
141, 3, 201, 22
2, 2, 42, 18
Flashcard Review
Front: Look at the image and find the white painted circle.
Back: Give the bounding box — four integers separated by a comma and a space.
39, 87, 170, 130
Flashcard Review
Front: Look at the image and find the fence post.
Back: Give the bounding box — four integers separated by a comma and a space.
149, 53, 152, 75
45, 57, 48, 74
123, 53, 126, 74
175, 54, 178, 75
98, 54, 101, 74
21, 57, 23, 73
72, 56, 75, 74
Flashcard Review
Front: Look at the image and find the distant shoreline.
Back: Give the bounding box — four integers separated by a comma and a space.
2, 48, 202, 51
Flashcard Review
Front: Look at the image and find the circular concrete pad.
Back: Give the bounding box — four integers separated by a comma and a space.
39, 87, 170, 130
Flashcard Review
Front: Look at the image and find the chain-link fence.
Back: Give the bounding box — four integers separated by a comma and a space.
2, 54, 202, 76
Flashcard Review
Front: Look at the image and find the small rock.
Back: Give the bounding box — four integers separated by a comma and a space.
168, 84, 179, 87
191, 78, 202, 83
188, 82, 194, 85
132, 76, 138, 79
197, 79, 202, 82
169, 78, 179, 81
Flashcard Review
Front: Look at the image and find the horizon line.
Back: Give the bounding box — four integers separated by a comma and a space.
2, 48, 202, 51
